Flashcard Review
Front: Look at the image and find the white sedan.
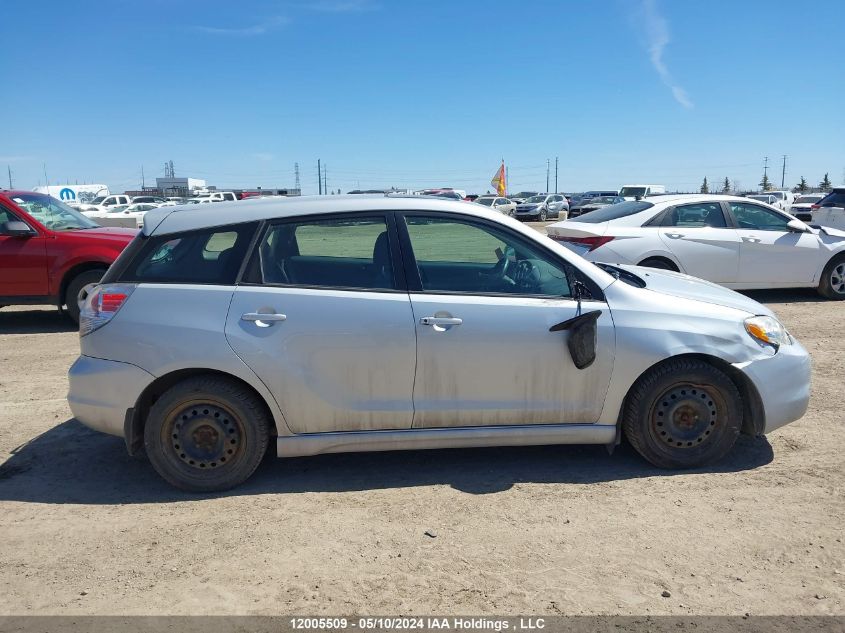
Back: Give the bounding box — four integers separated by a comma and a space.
546, 194, 845, 299
91, 202, 163, 229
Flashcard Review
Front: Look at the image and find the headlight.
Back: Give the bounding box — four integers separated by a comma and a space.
744, 315, 792, 351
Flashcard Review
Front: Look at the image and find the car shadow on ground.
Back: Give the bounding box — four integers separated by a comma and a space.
0, 308, 76, 334
0, 419, 774, 504
740, 288, 825, 304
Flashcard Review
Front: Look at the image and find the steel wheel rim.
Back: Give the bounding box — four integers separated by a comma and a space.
831, 263, 845, 294
649, 383, 725, 450
165, 401, 244, 470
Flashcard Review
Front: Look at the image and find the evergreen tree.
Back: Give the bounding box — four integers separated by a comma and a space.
819, 173, 832, 192
759, 173, 772, 191
796, 177, 808, 193
722, 177, 731, 193
700, 177, 709, 194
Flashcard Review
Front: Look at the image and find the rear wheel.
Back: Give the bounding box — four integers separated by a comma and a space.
144, 376, 271, 492
64, 269, 106, 324
638, 257, 678, 272
818, 254, 845, 300
623, 358, 742, 469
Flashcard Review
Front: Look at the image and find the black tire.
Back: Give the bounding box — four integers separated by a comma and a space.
622, 358, 742, 469
144, 376, 271, 492
539, 208, 548, 221
638, 257, 679, 272
817, 254, 845, 300
64, 269, 106, 324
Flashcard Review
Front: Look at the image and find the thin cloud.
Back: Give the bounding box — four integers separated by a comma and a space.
252, 153, 274, 161
0, 155, 32, 163
194, 15, 288, 36
308, 0, 377, 12
640, 0, 693, 109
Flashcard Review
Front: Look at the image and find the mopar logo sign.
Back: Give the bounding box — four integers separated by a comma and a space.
59, 187, 76, 200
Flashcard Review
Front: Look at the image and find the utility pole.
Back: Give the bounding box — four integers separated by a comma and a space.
546, 159, 550, 192
323, 164, 328, 195
763, 156, 769, 181
781, 155, 787, 189
7, 165, 12, 189
43, 163, 49, 189
141, 165, 145, 189
317, 159, 322, 195
554, 156, 559, 193
294, 162, 301, 192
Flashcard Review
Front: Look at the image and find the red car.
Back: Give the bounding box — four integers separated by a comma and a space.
0, 190, 137, 323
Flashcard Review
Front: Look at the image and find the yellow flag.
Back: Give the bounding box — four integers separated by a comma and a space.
491, 161, 506, 196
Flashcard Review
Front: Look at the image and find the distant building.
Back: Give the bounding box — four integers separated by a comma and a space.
155, 177, 206, 196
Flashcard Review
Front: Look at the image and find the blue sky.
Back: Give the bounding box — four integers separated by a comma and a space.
1, 0, 843, 195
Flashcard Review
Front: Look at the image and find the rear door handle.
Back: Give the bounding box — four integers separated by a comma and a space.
420, 316, 463, 326
241, 312, 287, 327
741, 236, 762, 243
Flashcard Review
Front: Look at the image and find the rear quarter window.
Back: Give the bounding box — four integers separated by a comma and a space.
119, 223, 257, 284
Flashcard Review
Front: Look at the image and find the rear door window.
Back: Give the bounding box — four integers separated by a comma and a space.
818, 191, 845, 207
121, 223, 257, 284
255, 216, 396, 290
661, 202, 727, 228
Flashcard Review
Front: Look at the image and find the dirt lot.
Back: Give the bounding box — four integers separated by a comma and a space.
0, 269, 843, 615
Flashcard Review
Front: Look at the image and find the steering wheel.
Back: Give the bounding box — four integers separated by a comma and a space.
512, 259, 541, 292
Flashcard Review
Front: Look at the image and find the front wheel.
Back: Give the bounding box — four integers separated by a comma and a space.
144, 376, 271, 492
539, 209, 548, 221
64, 269, 106, 324
622, 359, 742, 469
818, 254, 845, 300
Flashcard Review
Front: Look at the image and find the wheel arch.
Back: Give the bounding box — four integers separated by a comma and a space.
125, 368, 279, 456
637, 255, 681, 272
616, 353, 765, 441
58, 261, 110, 306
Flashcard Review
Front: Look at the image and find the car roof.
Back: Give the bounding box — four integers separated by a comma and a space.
144, 194, 492, 236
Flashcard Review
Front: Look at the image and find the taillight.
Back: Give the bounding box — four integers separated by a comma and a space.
810, 204, 820, 210
79, 283, 136, 337
550, 235, 615, 251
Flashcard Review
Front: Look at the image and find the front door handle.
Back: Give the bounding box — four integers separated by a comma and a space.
241, 312, 287, 327
741, 236, 762, 243
420, 316, 463, 327
665, 232, 684, 239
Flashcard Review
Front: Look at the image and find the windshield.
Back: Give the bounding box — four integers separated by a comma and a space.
90, 196, 107, 205
575, 201, 654, 223
590, 196, 618, 204
619, 186, 647, 198
11, 193, 99, 230
525, 195, 548, 204
512, 191, 536, 198
797, 195, 823, 203
476, 198, 495, 206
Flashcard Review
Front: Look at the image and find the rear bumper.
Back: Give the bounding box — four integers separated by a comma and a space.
67, 355, 153, 437
734, 341, 811, 434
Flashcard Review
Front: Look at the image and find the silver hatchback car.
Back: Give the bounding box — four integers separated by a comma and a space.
68, 196, 811, 491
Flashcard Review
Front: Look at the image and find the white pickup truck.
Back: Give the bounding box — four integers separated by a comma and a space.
77, 194, 132, 215
191, 191, 239, 203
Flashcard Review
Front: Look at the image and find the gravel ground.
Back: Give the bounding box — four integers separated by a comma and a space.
0, 259, 843, 615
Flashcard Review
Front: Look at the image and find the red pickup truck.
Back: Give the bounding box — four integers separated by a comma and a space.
0, 190, 136, 323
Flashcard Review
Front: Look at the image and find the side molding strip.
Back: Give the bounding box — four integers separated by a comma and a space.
277, 423, 616, 458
